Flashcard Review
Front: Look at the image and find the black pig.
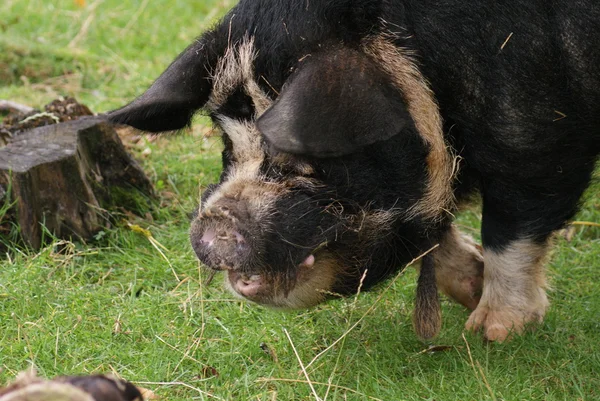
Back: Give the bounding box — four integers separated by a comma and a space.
109, 0, 600, 342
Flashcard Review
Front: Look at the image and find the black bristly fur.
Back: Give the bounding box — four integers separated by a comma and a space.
110, 0, 600, 336
395, 0, 600, 250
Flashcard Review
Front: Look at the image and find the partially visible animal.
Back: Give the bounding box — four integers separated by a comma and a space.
109, 0, 600, 342
0, 371, 142, 401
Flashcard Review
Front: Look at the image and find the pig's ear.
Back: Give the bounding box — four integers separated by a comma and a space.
256, 48, 410, 157
108, 42, 211, 132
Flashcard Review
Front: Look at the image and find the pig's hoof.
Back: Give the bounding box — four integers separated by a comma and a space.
465, 306, 544, 342
465, 306, 515, 342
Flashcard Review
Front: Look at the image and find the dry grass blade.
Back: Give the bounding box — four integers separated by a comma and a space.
283, 328, 322, 401
153, 335, 205, 367
120, 0, 150, 36
476, 360, 497, 401
553, 110, 567, 122
305, 245, 439, 370
462, 333, 495, 400
571, 220, 600, 228
68, 0, 104, 48
68, 13, 94, 48
256, 378, 383, 401
131, 381, 223, 400
323, 268, 369, 401
127, 223, 180, 282
500, 32, 513, 50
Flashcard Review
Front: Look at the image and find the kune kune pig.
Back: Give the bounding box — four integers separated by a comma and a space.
109, 0, 600, 342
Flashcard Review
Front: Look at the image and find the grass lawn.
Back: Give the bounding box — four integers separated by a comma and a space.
1, 1, 599, 400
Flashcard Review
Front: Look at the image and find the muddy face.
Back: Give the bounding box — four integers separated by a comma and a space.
190, 117, 343, 308
190, 120, 430, 308
182, 41, 438, 308
109, 19, 453, 308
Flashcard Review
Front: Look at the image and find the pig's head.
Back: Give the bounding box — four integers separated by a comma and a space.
109, 5, 454, 308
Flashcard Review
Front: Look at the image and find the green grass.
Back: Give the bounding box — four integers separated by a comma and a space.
1, 1, 599, 400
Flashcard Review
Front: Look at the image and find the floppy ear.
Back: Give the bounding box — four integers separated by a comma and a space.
256, 47, 410, 157
108, 41, 212, 132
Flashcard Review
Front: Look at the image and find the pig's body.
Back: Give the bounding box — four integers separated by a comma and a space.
110, 0, 600, 342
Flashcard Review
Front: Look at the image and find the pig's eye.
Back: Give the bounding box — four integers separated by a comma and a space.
216, 87, 255, 120
221, 132, 235, 171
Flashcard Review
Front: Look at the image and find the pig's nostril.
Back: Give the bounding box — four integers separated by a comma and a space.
233, 230, 245, 244
200, 228, 217, 247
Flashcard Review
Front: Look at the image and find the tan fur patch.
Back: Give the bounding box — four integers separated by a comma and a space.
202, 169, 289, 224
202, 114, 291, 220
203, 39, 308, 217
217, 117, 264, 163
465, 239, 550, 342
362, 36, 455, 220
202, 117, 264, 210
433, 226, 484, 310
203, 36, 327, 225
360, 209, 397, 230
270, 153, 316, 176
208, 37, 272, 115
224, 251, 343, 309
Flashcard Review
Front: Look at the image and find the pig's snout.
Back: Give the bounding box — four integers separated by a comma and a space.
190, 202, 256, 271
188, 193, 348, 308
194, 226, 250, 268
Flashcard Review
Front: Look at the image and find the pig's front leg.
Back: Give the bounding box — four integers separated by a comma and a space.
465, 239, 549, 342
465, 179, 559, 342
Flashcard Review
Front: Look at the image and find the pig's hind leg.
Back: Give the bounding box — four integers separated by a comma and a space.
433, 225, 484, 311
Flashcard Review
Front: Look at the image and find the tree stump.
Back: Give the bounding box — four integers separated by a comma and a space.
0, 116, 154, 248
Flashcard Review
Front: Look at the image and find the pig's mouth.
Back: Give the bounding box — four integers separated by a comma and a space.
228, 271, 264, 298
227, 253, 315, 297
224, 252, 344, 309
